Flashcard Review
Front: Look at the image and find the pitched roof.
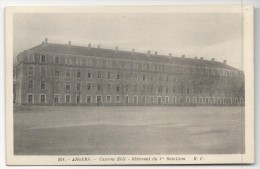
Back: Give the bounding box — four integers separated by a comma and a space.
28, 43, 238, 71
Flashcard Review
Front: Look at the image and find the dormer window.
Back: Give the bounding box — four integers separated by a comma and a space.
27, 53, 35, 62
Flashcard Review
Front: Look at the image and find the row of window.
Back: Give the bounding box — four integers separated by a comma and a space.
27, 53, 243, 77
27, 66, 244, 88
29, 80, 243, 95
27, 93, 244, 105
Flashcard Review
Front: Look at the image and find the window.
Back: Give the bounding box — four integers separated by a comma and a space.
172, 97, 176, 104
151, 85, 154, 92
205, 98, 209, 104
54, 94, 59, 103
76, 95, 80, 103
65, 95, 71, 103
134, 85, 138, 92
107, 72, 111, 79
116, 72, 120, 79
218, 98, 221, 104
125, 84, 129, 91
87, 83, 91, 91
173, 87, 176, 93
28, 65, 34, 75
54, 56, 60, 63
106, 95, 111, 103
66, 69, 71, 77
212, 97, 215, 104
40, 54, 46, 63
165, 96, 169, 104
107, 84, 111, 91
132, 96, 137, 104
116, 95, 120, 103
97, 71, 101, 78
76, 57, 82, 65
199, 97, 203, 104
76, 83, 81, 90
77, 70, 81, 77
55, 68, 59, 77
65, 82, 71, 90
28, 53, 34, 62
28, 80, 33, 89
40, 66, 46, 76
27, 93, 34, 103
87, 70, 92, 78
66, 57, 72, 65
158, 86, 162, 93
116, 85, 120, 92
97, 84, 102, 91
151, 97, 154, 104
193, 97, 197, 104
40, 81, 46, 90
142, 74, 146, 81
97, 59, 102, 67
40, 94, 46, 103
142, 85, 146, 92
166, 86, 169, 93
142, 96, 146, 104
200, 88, 203, 93
86, 58, 92, 66
187, 88, 190, 93
86, 96, 92, 103
125, 96, 129, 104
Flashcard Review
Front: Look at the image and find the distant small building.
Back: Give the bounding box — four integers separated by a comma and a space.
14, 39, 245, 106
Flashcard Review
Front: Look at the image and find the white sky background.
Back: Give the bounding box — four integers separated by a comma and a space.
13, 12, 242, 69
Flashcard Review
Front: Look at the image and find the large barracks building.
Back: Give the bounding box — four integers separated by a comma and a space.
14, 39, 245, 106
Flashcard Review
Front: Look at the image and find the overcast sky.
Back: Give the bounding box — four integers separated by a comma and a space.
13, 12, 242, 69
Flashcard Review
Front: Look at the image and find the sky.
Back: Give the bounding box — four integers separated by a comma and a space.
13, 12, 243, 69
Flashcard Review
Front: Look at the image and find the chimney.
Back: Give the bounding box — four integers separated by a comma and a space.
45, 38, 48, 44
211, 58, 215, 62
200, 57, 204, 60
182, 54, 185, 58
115, 46, 118, 53
97, 45, 100, 49
68, 41, 71, 48
131, 48, 135, 54
147, 50, 150, 57
155, 51, 157, 55
194, 56, 197, 59
88, 43, 91, 51
223, 60, 227, 64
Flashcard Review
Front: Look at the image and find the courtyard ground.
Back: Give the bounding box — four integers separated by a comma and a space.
14, 106, 245, 155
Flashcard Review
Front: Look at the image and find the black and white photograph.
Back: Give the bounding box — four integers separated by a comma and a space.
5, 5, 254, 165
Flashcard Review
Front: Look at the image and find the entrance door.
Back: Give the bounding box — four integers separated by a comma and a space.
97, 96, 102, 105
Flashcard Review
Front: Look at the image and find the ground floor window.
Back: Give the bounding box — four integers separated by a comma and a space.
125, 96, 129, 104
205, 97, 209, 104
223, 97, 226, 104
217, 97, 221, 104
193, 97, 197, 104
199, 97, 203, 104
87, 95, 92, 103
40, 94, 46, 103
76, 95, 80, 103
106, 95, 111, 103
142, 96, 146, 104
212, 97, 215, 104
229, 97, 232, 104
165, 96, 169, 104
65, 94, 71, 103
54, 94, 59, 103
151, 96, 154, 104
158, 96, 162, 104
116, 95, 120, 103
27, 93, 34, 103
235, 98, 238, 104
186, 97, 190, 104
97, 96, 102, 104
134, 96, 138, 104
172, 96, 176, 104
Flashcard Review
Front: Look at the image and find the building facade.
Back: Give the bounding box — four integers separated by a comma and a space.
14, 39, 245, 106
